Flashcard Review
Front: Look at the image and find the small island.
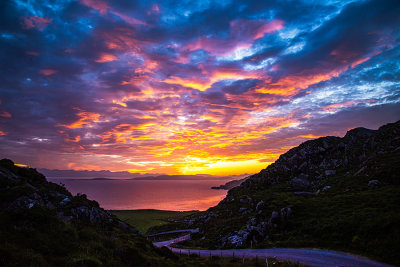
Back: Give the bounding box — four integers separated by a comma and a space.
211, 177, 249, 190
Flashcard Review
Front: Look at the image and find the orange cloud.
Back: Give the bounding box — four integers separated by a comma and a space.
256, 69, 342, 96
100, 124, 138, 144
163, 69, 260, 91
0, 130, 6, 136
67, 162, 102, 171
95, 53, 117, 63
70, 135, 81, 142
255, 55, 374, 97
58, 109, 101, 129
351, 57, 370, 68
57, 130, 81, 143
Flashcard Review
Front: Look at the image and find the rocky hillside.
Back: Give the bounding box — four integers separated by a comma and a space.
241, 120, 399, 190
0, 159, 183, 266
155, 120, 400, 266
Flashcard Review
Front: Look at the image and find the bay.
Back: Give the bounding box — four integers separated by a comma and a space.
48, 178, 230, 211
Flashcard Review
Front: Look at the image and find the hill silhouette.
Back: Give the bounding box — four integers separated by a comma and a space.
149, 120, 400, 266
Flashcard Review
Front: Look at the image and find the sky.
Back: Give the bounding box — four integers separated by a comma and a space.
0, 0, 399, 176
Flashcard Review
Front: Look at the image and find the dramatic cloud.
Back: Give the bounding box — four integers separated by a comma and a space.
0, 0, 399, 175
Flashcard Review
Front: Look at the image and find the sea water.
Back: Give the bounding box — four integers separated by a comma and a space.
48, 178, 231, 211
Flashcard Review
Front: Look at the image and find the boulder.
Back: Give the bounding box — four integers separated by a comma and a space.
325, 170, 336, 176
291, 176, 310, 190
271, 211, 279, 220
70, 206, 113, 224
368, 179, 380, 187
280, 207, 292, 221
60, 197, 71, 206
322, 185, 331, 191
256, 200, 265, 211
225, 229, 249, 247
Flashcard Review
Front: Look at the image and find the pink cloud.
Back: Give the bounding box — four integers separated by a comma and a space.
26, 51, 39, 56
183, 19, 284, 57
21, 16, 52, 31
80, 0, 146, 26
40, 69, 58, 76
110, 11, 147, 26
80, 0, 109, 14
0, 111, 12, 118
152, 4, 160, 13
322, 99, 377, 112
230, 19, 284, 40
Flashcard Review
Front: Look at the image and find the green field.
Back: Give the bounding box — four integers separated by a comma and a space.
111, 209, 197, 234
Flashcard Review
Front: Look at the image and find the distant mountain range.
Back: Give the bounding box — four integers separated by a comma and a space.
37, 168, 146, 178
40, 169, 250, 182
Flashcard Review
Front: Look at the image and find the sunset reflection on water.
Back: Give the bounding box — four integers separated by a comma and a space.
49, 179, 231, 211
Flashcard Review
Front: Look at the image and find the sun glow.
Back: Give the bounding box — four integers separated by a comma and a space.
179, 156, 273, 176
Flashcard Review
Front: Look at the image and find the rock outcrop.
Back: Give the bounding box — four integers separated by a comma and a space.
240, 120, 400, 191
0, 159, 137, 230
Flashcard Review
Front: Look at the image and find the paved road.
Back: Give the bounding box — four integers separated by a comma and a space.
153, 234, 191, 247
153, 233, 392, 267
147, 228, 199, 237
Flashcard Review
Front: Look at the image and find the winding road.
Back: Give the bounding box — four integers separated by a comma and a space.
152, 230, 392, 267
147, 228, 199, 237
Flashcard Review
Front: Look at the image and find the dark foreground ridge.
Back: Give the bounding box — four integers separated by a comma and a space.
150, 120, 400, 266
0, 159, 195, 266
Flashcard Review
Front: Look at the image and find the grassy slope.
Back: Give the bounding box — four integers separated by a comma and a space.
0, 208, 170, 266
111, 209, 196, 234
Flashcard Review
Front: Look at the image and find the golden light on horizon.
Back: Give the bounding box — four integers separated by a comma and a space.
179, 158, 272, 176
